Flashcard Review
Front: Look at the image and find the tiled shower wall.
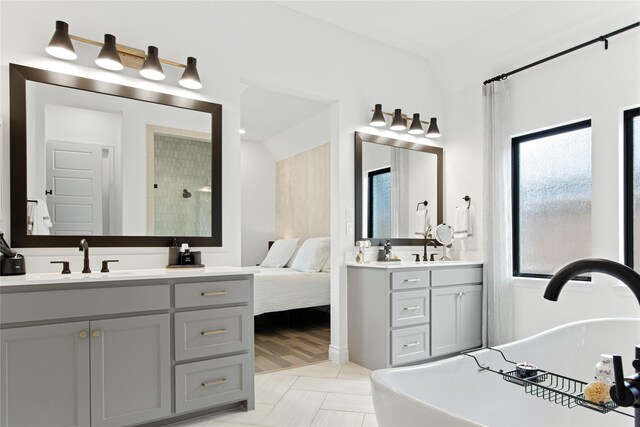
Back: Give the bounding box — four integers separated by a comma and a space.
153, 134, 211, 236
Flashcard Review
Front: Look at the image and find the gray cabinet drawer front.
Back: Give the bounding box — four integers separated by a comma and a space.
391, 271, 430, 290
175, 354, 251, 414
0, 286, 169, 324
175, 280, 250, 308
175, 306, 250, 360
431, 267, 482, 287
391, 290, 429, 328
391, 325, 430, 366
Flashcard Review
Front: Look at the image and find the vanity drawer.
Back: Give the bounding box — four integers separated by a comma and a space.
391, 290, 429, 328
431, 267, 482, 287
175, 306, 251, 360
175, 353, 251, 414
391, 271, 430, 290
391, 324, 430, 366
0, 286, 169, 324
175, 279, 250, 308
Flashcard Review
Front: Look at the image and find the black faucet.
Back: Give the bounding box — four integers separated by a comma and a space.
79, 239, 90, 273
423, 240, 437, 262
544, 258, 640, 420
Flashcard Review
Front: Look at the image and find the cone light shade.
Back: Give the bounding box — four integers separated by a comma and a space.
390, 109, 406, 131
408, 113, 424, 135
370, 104, 386, 127
46, 21, 77, 60
140, 46, 165, 81
179, 57, 203, 89
426, 117, 441, 138
95, 34, 123, 71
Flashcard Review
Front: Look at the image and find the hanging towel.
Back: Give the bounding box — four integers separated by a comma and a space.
414, 208, 431, 237
453, 206, 472, 240
28, 199, 53, 235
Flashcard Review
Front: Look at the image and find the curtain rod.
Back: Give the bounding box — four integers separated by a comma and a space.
483, 21, 639, 85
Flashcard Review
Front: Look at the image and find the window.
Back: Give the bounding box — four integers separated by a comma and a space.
624, 107, 640, 270
512, 120, 592, 278
368, 167, 391, 237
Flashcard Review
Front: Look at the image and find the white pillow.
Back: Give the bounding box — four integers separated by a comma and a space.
260, 238, 299, 268
321, 255, 331, 273
291, 237, 330, 273
285, 245, 301, 268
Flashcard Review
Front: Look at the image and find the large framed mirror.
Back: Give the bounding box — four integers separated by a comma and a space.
9, 64, 222, 247
355, 132, 443, 246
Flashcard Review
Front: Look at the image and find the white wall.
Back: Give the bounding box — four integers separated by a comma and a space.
1, 1, 443, 363
443, 30, 640, 339
240, 140, 276, 266
264, 109, 331, 161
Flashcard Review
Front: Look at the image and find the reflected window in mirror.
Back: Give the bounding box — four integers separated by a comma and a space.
355, 132, 443, 247
368, 167, 391, 237
10, 64, 221, 247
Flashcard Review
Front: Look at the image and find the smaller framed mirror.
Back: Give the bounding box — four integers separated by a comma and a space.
354, 132, 443, 246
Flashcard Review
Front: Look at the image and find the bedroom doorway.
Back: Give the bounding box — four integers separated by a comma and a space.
240, 83, 332, 373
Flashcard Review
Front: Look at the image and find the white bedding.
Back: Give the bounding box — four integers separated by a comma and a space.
251, 267, 330, 316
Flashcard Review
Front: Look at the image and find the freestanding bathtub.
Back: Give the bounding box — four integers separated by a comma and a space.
371, 318, 639, 426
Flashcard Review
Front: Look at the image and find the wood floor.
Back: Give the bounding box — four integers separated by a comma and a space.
254, 308, 330, 373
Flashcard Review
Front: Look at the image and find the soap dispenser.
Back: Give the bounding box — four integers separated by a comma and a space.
168, 238, 179, 266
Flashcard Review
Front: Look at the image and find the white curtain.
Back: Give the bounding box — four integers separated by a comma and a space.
482, 80, 514, 346
391, 148, 409, 237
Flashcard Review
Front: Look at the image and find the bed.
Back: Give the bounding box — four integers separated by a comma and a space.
250, 266, 330, 316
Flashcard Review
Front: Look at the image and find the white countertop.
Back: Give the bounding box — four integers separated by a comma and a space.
346, 260, 483, 269
0, 266, 252, 289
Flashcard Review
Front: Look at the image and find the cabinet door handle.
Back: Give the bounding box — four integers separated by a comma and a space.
201, 291, 228, 297
201, 328, 227, 336
404, 278, 421, 283
403, 306, 421, 311
92, 330, 102, 338
78, 330, 88, 339
201, 378, 227, 388
404, 341, 419, 348
458, 292, 464, 297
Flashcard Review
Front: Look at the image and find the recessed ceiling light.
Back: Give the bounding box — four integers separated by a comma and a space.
239, 129, 246, 135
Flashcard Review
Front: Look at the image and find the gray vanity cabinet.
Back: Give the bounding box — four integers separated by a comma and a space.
347, 263, 483, 370
0, 322, 91, 427
431, 284, 482, 357
0, 315, 170, 427
90, 314, 171, 427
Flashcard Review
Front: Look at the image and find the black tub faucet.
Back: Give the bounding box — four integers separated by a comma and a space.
543, 258, 640, 420
79, 239, 90, 273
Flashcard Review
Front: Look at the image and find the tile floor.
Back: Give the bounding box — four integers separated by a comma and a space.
174, 361, 377, 427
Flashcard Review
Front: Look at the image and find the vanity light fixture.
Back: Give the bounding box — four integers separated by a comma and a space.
44, 20, 204, 89
95, 34, 123, 71
140, 46, 165, 81
389, 109, 406, 131
369, 104, 387, 127
369, 104, 441, 138
408, 113, 424, 135
45, 21, 77, 60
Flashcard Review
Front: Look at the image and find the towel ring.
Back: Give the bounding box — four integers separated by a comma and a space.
463, 195, 471, 209
416, 201, 428, 211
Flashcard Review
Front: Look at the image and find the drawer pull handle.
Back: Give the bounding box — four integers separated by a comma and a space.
201, 379, 227, 388
201, 329, 227, 336
403, 306, 421, 311
404, 278, 421, 283
404, 341, 419, 348
201, 291, 228, 297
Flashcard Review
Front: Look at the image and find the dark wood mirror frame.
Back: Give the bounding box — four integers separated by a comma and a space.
9, 63, 222, 247
354, 131, 443, 246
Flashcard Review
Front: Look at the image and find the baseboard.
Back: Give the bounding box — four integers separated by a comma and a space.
328, 345, 349, 363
